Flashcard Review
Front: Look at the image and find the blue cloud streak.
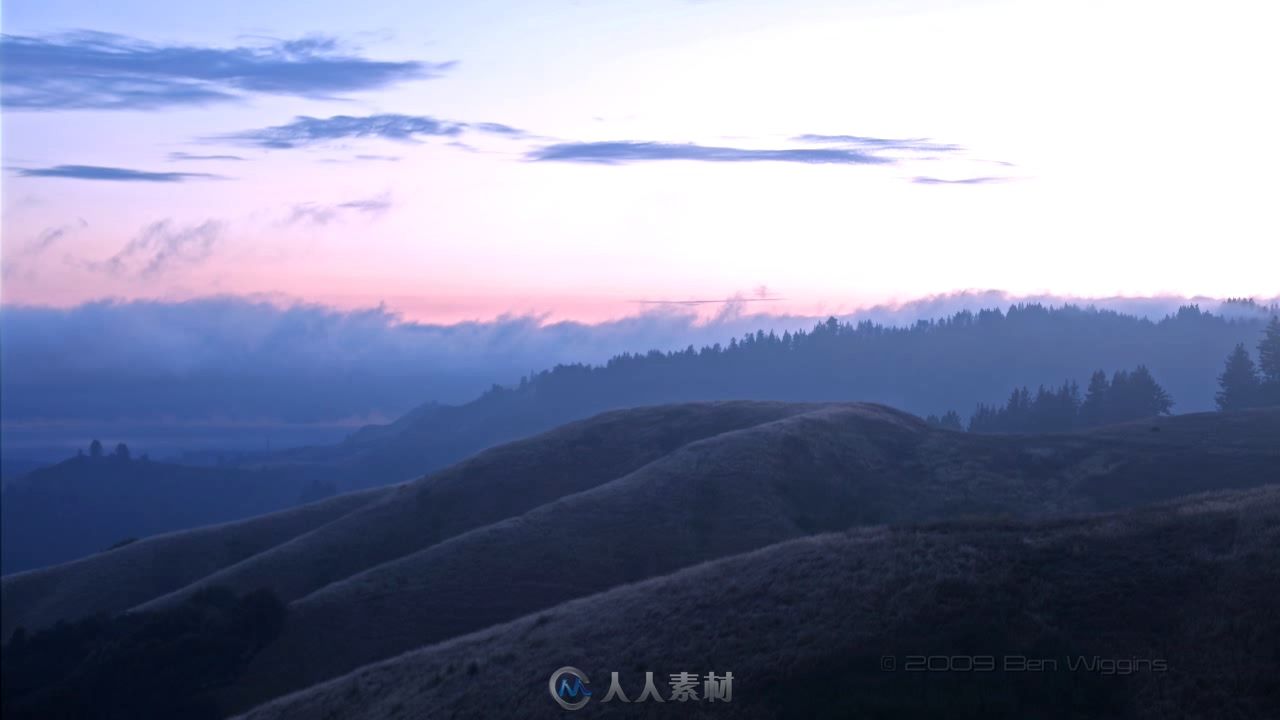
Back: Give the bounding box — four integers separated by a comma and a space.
217, 114, 523, 149
527, 141, 893, 165
15, 165, 220, 182
911, 176, 1010, 185
0, 32, 449, 110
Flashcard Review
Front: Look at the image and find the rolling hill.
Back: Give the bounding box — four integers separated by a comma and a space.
0, 455, 340, 574
1, 401, 814, 637
4, 402, 1279, 719
235, 485, 1280, 720
213, 404, 1280, 711
0, 486, 389, 640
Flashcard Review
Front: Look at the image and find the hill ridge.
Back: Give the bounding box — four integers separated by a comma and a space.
216, 404, 1278, 711
3, 402, 821, 635
235, 484, 1280, 720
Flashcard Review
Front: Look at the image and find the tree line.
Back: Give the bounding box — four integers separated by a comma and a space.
1215, 317, 1280, 410
925, 317, 1278, 433
927, 365, 1174, 433
490, 304, 1268, 425
80, 439, 140, 461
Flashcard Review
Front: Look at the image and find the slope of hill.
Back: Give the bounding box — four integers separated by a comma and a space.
129, 402, 818, 610
2, 402, 813, 635
237, 485, 1280, 720
0, 487, 389, 639
216, 405, 1280, 710
0, 455, 335, 574
5, 404, 1277, 718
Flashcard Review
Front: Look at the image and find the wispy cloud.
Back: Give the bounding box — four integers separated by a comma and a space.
27, 219, 89, 255
317, 154, 403, 164
94, 219, 224, 276
467, 122, 525, 137
216, 114, 523, 149
0, 32, 449, 110
630, 296, 783, 306
911, 176, 1010, 185
338, 193, 393, 213
0, 219, 89, 280
792, 134, 962, 153
15, 164, 221, 182
286, 205, 343, 226
527, 141, 894, 165
168, 152, 246, 162
284, 192, 392, 226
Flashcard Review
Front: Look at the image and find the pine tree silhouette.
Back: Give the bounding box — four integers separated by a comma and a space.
1258, 317, 1280, 405
1079, 371, 1110, 427
969, 366, 1172, 432
1216, 343, 1261, 411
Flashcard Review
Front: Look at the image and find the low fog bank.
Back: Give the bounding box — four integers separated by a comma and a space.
2, 292, 1274, 451
0, 422, 358, 476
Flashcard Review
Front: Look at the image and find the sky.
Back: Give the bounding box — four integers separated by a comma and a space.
2, 0, 1279, 323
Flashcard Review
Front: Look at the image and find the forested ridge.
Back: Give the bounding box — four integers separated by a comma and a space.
484, 302, 1274, 419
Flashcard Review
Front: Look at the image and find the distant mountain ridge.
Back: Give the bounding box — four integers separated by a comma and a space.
272, 303, 1271, 491
0, 454, 334, 574
6, 293, 1273, 433
3, 303, 1272, 575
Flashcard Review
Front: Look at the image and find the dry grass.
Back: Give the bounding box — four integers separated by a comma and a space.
0, 487, 388, 638
217, 404, 1279, 711
7, 402, 1278, 718
5, 402, 814, 636
236, 486, 1280, 720
130, 402, 816, 615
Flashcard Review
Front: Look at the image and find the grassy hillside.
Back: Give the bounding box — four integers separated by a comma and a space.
5, 404, 1277, 718
0, 487, 388, 639
237, 486, 1280, 720
218, 405, 1280, 710
3, 586, 288, 720
0, 454, 337, 574
3, 402, 812, 634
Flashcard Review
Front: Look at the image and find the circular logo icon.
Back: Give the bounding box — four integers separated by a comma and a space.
549, 666, 592, 710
